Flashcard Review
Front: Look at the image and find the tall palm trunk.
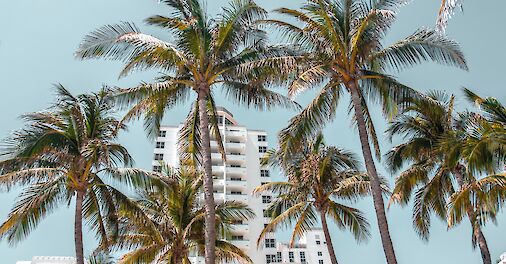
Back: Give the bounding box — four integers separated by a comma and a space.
320, 209, 339, 264
198, 89, 217, 264
173, 242, 184, 264
348, 80, 398, 264
74, 189, 85, 264
453, 166, 491, 264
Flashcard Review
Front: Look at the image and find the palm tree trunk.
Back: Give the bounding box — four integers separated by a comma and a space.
198, 89, 217, 264
348, 80, 398, 264
453, 166, 491, 264
320, 209, 339, 264
173, 242, 183, 264
74, 189, 85, 264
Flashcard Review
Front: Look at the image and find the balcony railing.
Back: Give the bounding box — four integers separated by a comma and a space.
227, 193, 248, 202
229, 239, 249, 248
226, 180, 247, 188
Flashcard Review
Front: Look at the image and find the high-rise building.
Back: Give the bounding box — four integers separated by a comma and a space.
153, 107, 273, 263
153, 107, 331, 263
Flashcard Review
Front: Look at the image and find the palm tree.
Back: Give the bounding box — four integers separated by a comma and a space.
0, 85, 160, 264
254, 134, 381, 264
385, 91, 493, 264
459, 88, 506, 173
446, 89, 506, 262
76, 1, 297, 262
266, 1, 467, 263
89, 253, 115, 264
112, 166, 254, 264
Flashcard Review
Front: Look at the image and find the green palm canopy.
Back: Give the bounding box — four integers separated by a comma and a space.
264, 1, 467, 263
113, 166, 254, 264
0, 85, 162, 264
254, 134, 387, 264
385, 90, 503, 264
76, 1, 298, 262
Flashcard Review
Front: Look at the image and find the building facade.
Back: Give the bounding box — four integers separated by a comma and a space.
153, 107, 331, 264
153, 107, 274, 264
16, 256, 78, 264
498, 253, 506, 264
272, 229, 333, 264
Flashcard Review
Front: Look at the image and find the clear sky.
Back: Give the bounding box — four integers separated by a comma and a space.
1, 0, 505, 263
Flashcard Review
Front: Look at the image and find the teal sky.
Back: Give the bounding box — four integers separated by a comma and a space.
1, 0, 505, 263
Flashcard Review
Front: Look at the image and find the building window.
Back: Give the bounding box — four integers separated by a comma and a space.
300, 252, 306, 263
263, 209, 271, 218
319, 260, 324, 264
264, 223, 269, 228
258, 135, 266, 142
289, 251, 294, 262
261, 182, 268, 186
262, 195, 272, 204
277, 252, 282, 262
152, 165, 162, 172
231, 191, 242, 195
259, 146, 267, 153
318, 251, 322, 256
155, 141, 165, 149
260, 169, 270, 177
154, 153, 164, 161
266, 255, 276, 263
159, 130, 166, 137
316, 240, 321, 245
231, 235, 244, 240
230, 164, 241, 168
265, 238, 275, 248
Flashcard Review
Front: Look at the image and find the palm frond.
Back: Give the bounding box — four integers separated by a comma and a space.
371, 28, 467, 71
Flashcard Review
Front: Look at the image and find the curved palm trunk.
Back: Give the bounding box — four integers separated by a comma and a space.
348, 81, 398, 264
453, 167, 491, 264
198, 90, 217, 264
74, 190, 85, 264
320, 209, 339, 264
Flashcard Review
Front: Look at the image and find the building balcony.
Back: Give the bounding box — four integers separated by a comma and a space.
212, 165, 225, 173
229, 239, 249, 249
211, 152, 225, 162
231, 224, 249, 232
227, 193, 248, 202
207, 193, 224, 201
213, 179, 225, 186
225, 142, 245, 150
226, 130, 246, 138
226, 180, 247, 189
227, 153, 245, 162
226, 166, 246, 175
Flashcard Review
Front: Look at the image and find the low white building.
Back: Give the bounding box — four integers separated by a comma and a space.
268, 229, 332, 264
16, 256, 78, 264
498, 253, 506, 264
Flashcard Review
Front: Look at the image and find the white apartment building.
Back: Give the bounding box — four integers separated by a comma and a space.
498, 253, 506, 264
16, 256, 78, 264
153, 107, 331, 264
153, 107, 275, 264
271, 229, 332, 264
